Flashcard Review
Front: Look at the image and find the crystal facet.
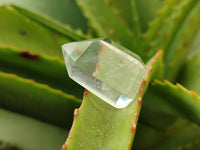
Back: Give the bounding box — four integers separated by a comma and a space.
62, 39, 146, 108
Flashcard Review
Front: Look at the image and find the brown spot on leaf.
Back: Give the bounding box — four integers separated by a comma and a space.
137, 97, 142, 105
43, 84, 49, 88
173, 14, 179, 20
10, 74, 16, 77
163, 32, 168, 38
131, 121, 136, 133
62, 143, 67, 150
83, 89, 89, 97
74, 108, 81, 118
58, 90, 63, 93
68, 134, 72, 140
138, 79, 146, 96
29, 79, 34, 82
108, 28, 115, 35
131, 112, 138, 133
19, 30, 27, 36
183, 42, 188, 47
191, 90, 200, 99
19, 51, 39, 61
147, 66, 153, 74
156, 31, 160, 36
130, 32, 135, 37
108, 0, 112, 5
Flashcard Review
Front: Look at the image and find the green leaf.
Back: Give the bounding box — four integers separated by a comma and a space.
148, 119, 200, 150
141, 79, 200, 128
133, 119, 200, 150
12, 4, 86, 41
0, 72, 81, 128
141, 0, 181, 54
0, 0, 88, 33
179, 52, 200, 96
187, 27, 200, 58
0, 5, 71, 58
62, 51, 163, 150
75, 0, 138, 51
164, 0, 200, 81
105, 0, 141, 49
0, 46, 83, 98
134, 0, 164, 32
141, 0, 200, 81
0, 108, 67, 150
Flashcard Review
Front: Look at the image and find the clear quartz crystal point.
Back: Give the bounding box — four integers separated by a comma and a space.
62, 39, 146, 109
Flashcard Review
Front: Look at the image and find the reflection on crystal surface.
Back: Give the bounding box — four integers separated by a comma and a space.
62, 39, 146, 108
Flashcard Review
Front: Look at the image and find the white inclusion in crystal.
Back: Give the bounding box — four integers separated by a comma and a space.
62, 39, 146, 109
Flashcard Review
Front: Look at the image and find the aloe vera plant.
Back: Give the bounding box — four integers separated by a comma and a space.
0, 0, 200, 149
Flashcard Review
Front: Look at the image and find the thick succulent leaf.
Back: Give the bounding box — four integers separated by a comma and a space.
0, 72, 81, 128
0, 5, 72, 58
0, 0, 88, 33
141, 0, 181, 53
148, 119, 200, 150
132, 123, 166, 150
179, 52, 200, 95
62, 51, 163, 150
134, 0, 164, 32
75, 0, 138, 51
187, 27, 200, 58
141, 79, 200, 128
133, 119, 200, 150
0, 46, 83, 98
0, 108, 67, 150
141, 0, 200, 81
164, 0, 200, 81
12, 5, 86, 41
105, 0, 141, 49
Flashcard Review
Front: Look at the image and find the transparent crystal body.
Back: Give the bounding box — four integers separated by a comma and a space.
62, 39, 146, 108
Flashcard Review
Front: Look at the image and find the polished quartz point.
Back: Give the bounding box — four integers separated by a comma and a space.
62, 39, 146, 108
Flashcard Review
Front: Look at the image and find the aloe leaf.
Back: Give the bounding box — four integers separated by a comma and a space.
62, 51, 163, 150
134, 0, 164, 32
142, 79, 200, 127
141, 0, 181, 53
146, 119, 200, 150
187, 27, 200, 58
132, 122, 166, 150
164, 0, 200, 81
0, 108, 67, 150
105, 0, 141, 49
141, 0, 200, 81
143, 0, 199, 58
12, 5, 86, 41
75, 0, 138, 51
0, 72, 81, 128
0, 0, 88, 32
179, 52, 200, 95
0, 5, 72, 58
0, 46, 83, 98
133, 119, 200, 150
